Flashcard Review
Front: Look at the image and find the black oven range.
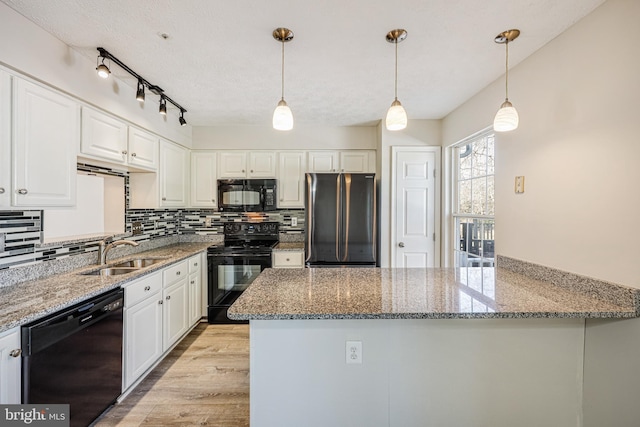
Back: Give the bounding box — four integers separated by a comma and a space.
207, 221, 279, 323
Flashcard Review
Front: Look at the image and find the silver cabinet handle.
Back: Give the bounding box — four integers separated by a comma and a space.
9, 349, 21, 357
16, 189, 28, 195
190, 280, 195, 284
131, 152, 137, 157
158, 300, 163, 305
398, 242, 405, 248
144, 285, 151, 291
176, 271, 181, 276
0, 188, 4, 194
166, 295, 171, 300
122, 150, 128, 155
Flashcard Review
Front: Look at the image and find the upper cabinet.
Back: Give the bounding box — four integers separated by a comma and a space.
0, 70, 10, 208
12, 77, 78, 207
218, 152, 276, 179
307, 150, 375, 173
159, 140, 188, 207
80, 106, 158, 172
278, 152, 306, 208
191, 151, 217, 208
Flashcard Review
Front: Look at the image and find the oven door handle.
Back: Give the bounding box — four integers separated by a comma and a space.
208, 253, 271, 257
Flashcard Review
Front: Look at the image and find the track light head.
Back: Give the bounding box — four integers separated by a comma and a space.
96, 61, 110, 79
159, 96, 167, 116
136, 79, 145, 102
179, 110, 187, 126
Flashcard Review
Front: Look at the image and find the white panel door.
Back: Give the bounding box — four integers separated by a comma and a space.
394, 149, 438, 268
248, 152, 277, 178
218, 152, 248, 178
163, 279, 189, 351
191, 151, 217, 208
0, 70, 10, 208
340, 151, 373, 173
0, 328, 21, 404
159, 140, 188, 207
307, 151, 338, 173
127, 127, 158, 171
13, 78, 78, 207
80, 106, 128, 163
278, 152, 306, 208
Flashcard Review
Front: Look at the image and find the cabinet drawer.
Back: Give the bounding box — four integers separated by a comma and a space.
124, 271, 162, 307
163, 260, 188, 287
188, 255, 202, 274
272, 251, 304, 268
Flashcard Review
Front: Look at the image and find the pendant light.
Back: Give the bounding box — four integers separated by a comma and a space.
272, 28, 294, 131
385, 29, 408, 131
493, 29, 520, 132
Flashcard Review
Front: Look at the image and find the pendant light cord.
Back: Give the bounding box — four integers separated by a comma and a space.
504, 41, 509, 101
281, 39, 285, 101
394, 39, 399, 100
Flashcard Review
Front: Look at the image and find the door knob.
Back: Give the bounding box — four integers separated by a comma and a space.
398, 242, 405, 248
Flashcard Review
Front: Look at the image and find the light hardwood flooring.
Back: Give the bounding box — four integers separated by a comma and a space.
95, 323, 250, 427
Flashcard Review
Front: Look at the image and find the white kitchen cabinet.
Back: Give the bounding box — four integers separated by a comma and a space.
12, 77, 78, 207
127, 127, 159, 171
308, 151, 339, 173
340, 150, 375, 173
80, 106, 128, 164
162, 261, 189, 351
278, 152, 306, 208
272, 251, 305, 268
123, 272, 163, 391
188, 254, 202, 325
160, 140, 188, 207
218, 151, 277, 178
0, 328, 21, 404
0, 70, 10, 208
191, 151, 217, 208
129, 140, 188, 208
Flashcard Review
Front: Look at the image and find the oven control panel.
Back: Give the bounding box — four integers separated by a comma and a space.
223, 221, 279, 236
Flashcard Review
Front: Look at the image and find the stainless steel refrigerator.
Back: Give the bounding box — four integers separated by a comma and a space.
305, 173, 377, 267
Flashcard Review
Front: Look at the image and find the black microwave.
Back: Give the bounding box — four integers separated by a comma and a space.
217, 179, 277, 212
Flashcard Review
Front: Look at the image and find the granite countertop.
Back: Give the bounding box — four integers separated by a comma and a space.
0, 242, 211, 333
273, 242, 304, 251
228, 267, 640, 320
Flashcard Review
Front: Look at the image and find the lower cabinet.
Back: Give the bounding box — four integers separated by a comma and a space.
272, 251, 305, 268
0, 327, 21, 404
123, 253, 204, 391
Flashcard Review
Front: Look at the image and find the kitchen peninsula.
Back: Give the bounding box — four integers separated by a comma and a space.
228, 261, 640, 427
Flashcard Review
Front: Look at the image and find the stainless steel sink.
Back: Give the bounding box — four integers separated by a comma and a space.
82, 267, 140, 276
112, 258, 167, 268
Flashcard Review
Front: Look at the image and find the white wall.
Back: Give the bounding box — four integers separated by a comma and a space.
0, 2, 191, 148
377, 120, 441, 267
442, 0, 640, 288
192, 125, 376, 150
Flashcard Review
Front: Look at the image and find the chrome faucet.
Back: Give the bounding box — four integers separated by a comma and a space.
97, 239, 139, 265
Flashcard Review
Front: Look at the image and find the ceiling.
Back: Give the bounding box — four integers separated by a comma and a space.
2, 0, 606, 127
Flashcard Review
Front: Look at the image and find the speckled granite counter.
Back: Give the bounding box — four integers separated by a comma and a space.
0, 242, 211, 333
228, 267, 640, 320
273, 242, 304, 251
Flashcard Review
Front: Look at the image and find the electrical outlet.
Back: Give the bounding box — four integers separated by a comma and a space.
346, 341, 362, 364
515, 176, 525, 193
291, 217, 298, 227
132, 222, 143, 236
205, 217, 212, 227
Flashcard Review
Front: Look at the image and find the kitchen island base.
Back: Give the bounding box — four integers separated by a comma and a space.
250, 318, 585, 427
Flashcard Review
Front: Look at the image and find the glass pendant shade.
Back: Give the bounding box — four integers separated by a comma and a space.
96, 63, 110, 79
273, 99, 293, 131
493, 100, 519, 132
386, 99, 407, 131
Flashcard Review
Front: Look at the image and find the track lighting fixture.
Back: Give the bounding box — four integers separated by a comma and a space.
95, 47, 187, 126
493, 29, 520, 132
136, 79, 145, 102
159, 96, 167, 116
272, 28, 294, 131
385, 29, 408, 131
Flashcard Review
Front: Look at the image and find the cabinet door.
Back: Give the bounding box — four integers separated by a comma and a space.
248, 152, 277, 178
272, 251, 305, 268
80, 106, 128, 164
278, 152, 306, 208
191, 152, 217, 208
188, 272, 201, 326
128, 127, 158, 171
163, 279, 189, 351
0, 328, 21, 404
308, 151, 339, 173
13, 78, 78, 207
124, 293, 163, 390
0, 71, 11, 208
218, 152, 247, 178
340, 150, 375, 173
160, 140, 188, 207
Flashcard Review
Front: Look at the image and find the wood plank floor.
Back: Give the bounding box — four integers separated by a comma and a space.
95, 323, 250, 427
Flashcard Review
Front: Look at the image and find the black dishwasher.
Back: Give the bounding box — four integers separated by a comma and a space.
21, 288, 124, 427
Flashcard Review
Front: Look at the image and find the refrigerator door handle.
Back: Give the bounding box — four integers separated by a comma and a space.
305, 175, 314, 262
342, 174, 352, 262
336, 174, 341, 261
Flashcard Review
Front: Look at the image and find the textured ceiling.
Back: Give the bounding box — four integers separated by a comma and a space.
2, 0, 606, 127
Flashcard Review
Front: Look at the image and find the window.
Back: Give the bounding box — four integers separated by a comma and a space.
453, 129, 495, 267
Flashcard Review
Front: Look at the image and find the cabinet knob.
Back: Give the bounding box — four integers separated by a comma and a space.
176, 271, 181, 276
250, 169, 254, 173
286, 258, 290, 262
212, 199, 216, 203
144, 285, 151, 291
16, 188, 28, 195
190, 280, 195, 284
131, 152, 137, 157
9, 349, 21, 358
242, 169, 245, 173
398, 242, 405, 248
158, 300, 163, 305
162, 197, 167, 201
0, 187, 4, 194
166, 295, 171, 300
122, 150, 128, 155
194, 262, 198, 266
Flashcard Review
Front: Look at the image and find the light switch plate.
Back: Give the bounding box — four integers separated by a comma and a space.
291, 217, 298, 227
515, 176, 525, 193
